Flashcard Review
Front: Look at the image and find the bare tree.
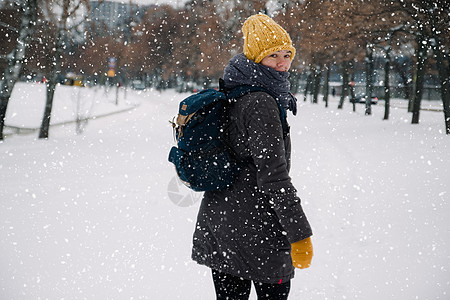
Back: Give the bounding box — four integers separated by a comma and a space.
0, 0, 37, 140
393, 0, 450, 132
373, 25, 409, 120
38, 0, 90, 139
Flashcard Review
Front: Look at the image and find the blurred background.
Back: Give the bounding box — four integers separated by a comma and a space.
1, 0, 449, 139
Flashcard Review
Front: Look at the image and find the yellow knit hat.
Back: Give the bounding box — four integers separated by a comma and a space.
242, 14, 296, 64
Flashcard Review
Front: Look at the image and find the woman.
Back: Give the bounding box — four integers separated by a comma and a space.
192, 14, 313, 299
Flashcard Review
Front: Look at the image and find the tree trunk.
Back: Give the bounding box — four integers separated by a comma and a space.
349, 60, 356, 112
39, 29, 65, 139
0, 0, 37, 140
365, 44, 374, 115
383, 48, 391, 120
39, 80, 57, 139
436, 49, 450, 133
303, 72, 312, 102
289, 70, 300, 94
429, 16, 450, 134
312, 65, 321, 104
392, 60, 411, 100
411, 32, 428, 124
338, 60, 349, 109
323, 66, 330, 108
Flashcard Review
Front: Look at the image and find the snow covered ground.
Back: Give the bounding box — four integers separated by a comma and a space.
1, 83, 449, 299
4, 82, 139, 134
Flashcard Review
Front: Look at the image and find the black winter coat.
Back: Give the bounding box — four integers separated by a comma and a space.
191, 91, 312, 284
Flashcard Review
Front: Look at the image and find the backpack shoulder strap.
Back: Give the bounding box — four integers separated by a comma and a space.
219, 79, 270, 99
225, 85, 269, 100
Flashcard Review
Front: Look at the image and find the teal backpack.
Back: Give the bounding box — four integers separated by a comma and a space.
168, 82, 287, 192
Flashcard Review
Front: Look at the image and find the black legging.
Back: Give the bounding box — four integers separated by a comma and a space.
212, 269, 291, 300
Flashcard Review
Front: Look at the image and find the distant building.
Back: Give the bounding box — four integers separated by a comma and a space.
89, 1, 149, 38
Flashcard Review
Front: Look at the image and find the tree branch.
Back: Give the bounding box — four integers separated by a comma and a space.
0, 21, 19, 32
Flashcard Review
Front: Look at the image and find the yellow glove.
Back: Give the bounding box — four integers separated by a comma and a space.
291, 237, 313, 269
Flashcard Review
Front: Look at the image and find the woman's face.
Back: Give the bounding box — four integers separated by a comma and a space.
260, 50, 292, 72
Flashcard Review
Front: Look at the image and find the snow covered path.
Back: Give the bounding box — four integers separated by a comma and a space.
1, 88, 449, 299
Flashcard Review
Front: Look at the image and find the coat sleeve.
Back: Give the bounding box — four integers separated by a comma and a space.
243, 92, 312, 243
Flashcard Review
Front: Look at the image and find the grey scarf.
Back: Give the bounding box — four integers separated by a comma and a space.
223, 53, 297, 115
